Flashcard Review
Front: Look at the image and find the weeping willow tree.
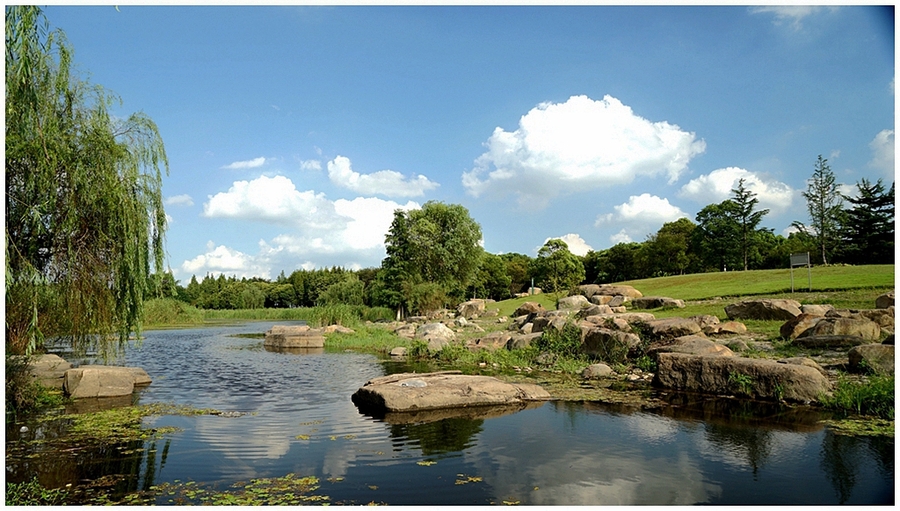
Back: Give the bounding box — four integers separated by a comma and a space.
6, 6, 168, 356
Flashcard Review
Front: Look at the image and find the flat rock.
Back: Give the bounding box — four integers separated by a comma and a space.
595, 285, 643, 298
265, 325, 325, 348
582, 363, 615, 379
725, 299, 802, 321
631, 296, 685, 309
64, 366, 139, 399
644, 317, 702, 340
647, 335, 734, 358
513, 302, 545, 317
557, 294, 591, 310
654, 353, 832, 403
457, 299, 486, 319
777, 357, 827, 377
351, 371, 550, 413
797, 317, 881, 341
793, 334, 869, 349
780, 314, 825, 340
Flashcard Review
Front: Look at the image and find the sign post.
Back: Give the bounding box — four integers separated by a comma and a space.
790, 252, 811, 292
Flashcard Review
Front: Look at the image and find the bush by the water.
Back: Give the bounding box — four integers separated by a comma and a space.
822, 374, 894, 420
5, 355, 65, 417
143, 298, 205, 326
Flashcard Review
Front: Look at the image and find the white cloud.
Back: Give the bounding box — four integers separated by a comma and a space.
596, 194, 688, 245
183, 176, 421, 278
462, 95, 706, 206
181, 242, 270, 279
203, 175, 345, 229
679, 167, 794, 213
538, 233, 593, 257
327, 155, 439, 198
165, 194, 194, 207
868, 129, 894, 179
300, 159, 322, 171
748, 6, 835, 30
221, 157, 267, 170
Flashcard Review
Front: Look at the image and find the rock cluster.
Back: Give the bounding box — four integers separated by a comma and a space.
25, 354, 152, 399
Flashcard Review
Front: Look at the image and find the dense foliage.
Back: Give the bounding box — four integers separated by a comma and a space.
5, 7, 168, 356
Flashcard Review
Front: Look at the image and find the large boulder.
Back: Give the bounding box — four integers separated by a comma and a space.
801, 304, 834, 316
578, 284, 603, 298
725, 299, 802, 321
557, 294, 591, 310
643, 317, 703, 340
351, 371, 551, 413
63, 365, 151, 399
647, 335, 734, 358
575, 304, 614, 319
797, 317, 881, 342
582, 363, 615, 379
631, 296, 685, 310
457, 299, 486, 319
513, 302, 545, 317
27, 354, 73, 389
654, 353, 832, 403
704, 321, 748, 336
590, 295, 614, 306
848, 344, 894, 375
394, 323, 417, 339
506, 332, 543, 350
595, 285, 643, 299
265, 325, 325, 348
779, 313, 826, 340
416, 322, 457, 351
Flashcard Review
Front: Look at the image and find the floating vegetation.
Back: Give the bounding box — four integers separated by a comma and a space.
100, 473, 328, 505
295, 434, 311, 440
454, 475, 482, 485
822, 418, 895, 437
417, 460, 437, 466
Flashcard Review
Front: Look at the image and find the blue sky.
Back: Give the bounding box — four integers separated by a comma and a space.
43, 5, 894, 282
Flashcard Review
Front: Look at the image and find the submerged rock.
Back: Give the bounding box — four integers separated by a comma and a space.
264, 325, 325, 348
351, 371, 550, 413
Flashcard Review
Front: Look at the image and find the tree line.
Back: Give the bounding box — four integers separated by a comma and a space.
169, 161, 893, 316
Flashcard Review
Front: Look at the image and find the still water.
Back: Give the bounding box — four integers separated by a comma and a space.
7, 322, 895, 505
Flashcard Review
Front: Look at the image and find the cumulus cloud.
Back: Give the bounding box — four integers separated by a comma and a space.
165, 194, 194, 207
183, 175, 420, 278
678, 167, 794, 213
462, 95, 705, 206
221, 157, 268, 170
327, 155, 439, 198
203, 175, 345, 229
181, 242, 269, 279
868, 129, 894, 179
596, 194, 688, 245
538, 233, 593, 257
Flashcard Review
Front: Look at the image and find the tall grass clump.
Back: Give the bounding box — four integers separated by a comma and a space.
822, 374, 894, 420
5, 355, 66, 417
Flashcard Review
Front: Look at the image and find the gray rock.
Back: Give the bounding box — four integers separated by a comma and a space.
581, 328, 641, 361
631, 296, 685, 309
64, 366, 137, 398
594, 285, 643, 298
797, 317, 881, 341
265, 325, 325, 348
801, 304, 834, 316
416, 322, 457, 351
644, 317, 703, 340
582, 363, 614, 379
590, 294, 614, 306
506, 332, 543, 350
457, 299, 486, 319
690, 315, 720, 330
875, 292, 894, 309
390, 347, 408, 357
704, 321, 748, 336
557, 294, 591, 310
27, 354, 73, 389
848, 344, 894, 375
467, 331, 513, 351
513, 302, 545, 317
793, 334, 868, 349
777, 357, 827, 377
647, 335, 734, 358
725, 299, 802, 321
780, 313, 826, 340
351, 371, 550, 412
654, 353, 832, 403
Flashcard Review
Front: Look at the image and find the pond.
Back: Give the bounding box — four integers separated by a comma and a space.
6, 322, 895, 505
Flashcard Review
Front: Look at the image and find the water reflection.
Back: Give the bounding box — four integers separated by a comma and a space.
6, 323, 893, 505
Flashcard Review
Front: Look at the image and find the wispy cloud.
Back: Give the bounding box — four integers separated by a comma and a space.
748, 6, 837, 30
165, 194, 194, 207
868, 129, 894, 180
462, 95, 705, 207
221, 157, 267, 170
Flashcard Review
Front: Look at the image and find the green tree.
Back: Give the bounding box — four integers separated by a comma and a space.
319, 275, 366, 306
467, 251, 512, 301
639, 218, 699, 276
731, 178, 770, 271
382, 201, 483, 314
795, 155, 844, 265
694, 201, 742, 272
840, 179, 894, 264
499, 252, 532, 295
6, 7, 168, 355
581, 249, 608, 284
530, 239, 585, 294
601, 242, 643, 282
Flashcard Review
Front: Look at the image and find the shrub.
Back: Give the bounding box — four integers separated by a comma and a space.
533, 322, 583, 358
822, 374, 894, 420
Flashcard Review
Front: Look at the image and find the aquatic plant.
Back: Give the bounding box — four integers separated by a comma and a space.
5, 477, 68, 506
821, 374, 894, 420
